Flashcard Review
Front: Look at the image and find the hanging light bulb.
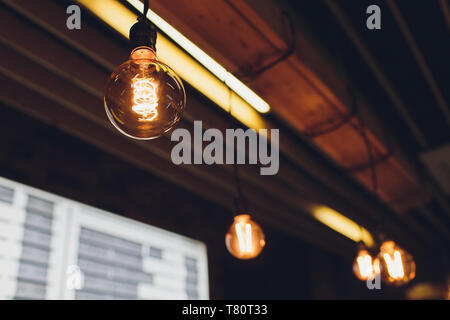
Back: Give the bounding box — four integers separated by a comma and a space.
104, 4, 186, 140
353, 244, 375, 281
377, 240, 415, 286
225, 214, 265, 260
224, 122, 265, 259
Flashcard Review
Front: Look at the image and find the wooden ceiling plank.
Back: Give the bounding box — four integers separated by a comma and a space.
145, 0, 431, 214
147, 0, 280, 73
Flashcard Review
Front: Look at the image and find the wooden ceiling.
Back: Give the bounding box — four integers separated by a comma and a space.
0, 0, 448, 262
149, 0, 430, 213
145, 0, 450, 242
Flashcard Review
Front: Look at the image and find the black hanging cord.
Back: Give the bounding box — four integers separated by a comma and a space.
141, 0, 149, 20
225, 86, 248, 215
350, 89, 389, 240
352, 92, 378, 196
130, 1, 156, 51
232, 162, 248, 214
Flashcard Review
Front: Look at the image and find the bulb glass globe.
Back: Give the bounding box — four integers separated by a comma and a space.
377, 240, 415, 286
104, 47, 186, 140
353, 249, 375, 281
225, 214, 265, 260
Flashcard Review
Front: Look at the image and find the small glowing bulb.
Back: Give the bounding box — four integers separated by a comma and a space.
377, 240, 415, 286
225, 214, 265, 260
353, 249, 374, 281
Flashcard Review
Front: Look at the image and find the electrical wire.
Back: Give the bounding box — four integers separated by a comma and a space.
138, 0, 149, 21
303, 85, 386, 238
226, 86, 248, 214
302, 104, 357, 138
353, 95, 378, 196
143, 0, 149, 18
350, 91, 391, 238
232, 161, 249, 214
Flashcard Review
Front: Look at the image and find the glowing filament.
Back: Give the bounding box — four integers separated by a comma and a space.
236, 222, 253, 253
132, 78, 158, 121
357, 254, 373, 279
384, 251, 405, 279
246, 223, 253, 252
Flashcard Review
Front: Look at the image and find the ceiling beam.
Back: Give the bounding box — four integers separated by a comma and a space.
387, 0, 450, 126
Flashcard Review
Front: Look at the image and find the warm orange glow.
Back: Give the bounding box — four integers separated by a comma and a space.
130, 48, 159, 122
132, 77, 158, 121
235, 221, 253, 253
378, 240, 415, 286
357, 255, 373, 277
353, 249, 374, 281
226, 214, 265, 260
373, 257, 381, 276
383, 251, 405, 279
104, 46, 185, 139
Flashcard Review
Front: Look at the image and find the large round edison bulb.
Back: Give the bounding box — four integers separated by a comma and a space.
377, 240, 416, 286
104, 47, 186, 140
353, 249, 375, 281
225, 214, 265, 260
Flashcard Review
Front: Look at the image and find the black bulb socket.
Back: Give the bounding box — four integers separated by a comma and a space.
129, 18, 157, 52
